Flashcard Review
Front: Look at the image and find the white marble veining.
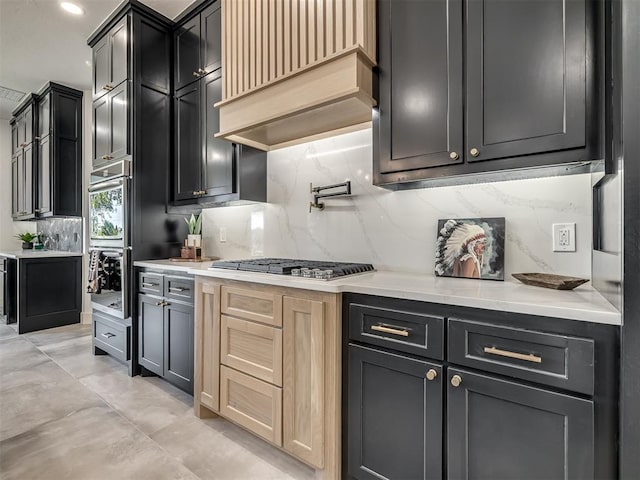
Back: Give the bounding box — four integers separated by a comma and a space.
201, 129, 593, 278
133, 259, 212, 273
0, 250, 84, 259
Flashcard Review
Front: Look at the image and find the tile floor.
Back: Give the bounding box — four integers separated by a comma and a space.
0, 321, 315, 480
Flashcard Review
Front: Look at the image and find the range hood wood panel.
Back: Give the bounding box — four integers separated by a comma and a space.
217, 0, 376, 151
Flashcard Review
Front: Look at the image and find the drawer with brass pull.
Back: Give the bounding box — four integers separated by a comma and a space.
164, 275, 194, 303
349, 303, 444, 360
448, 319, 594, 395
93, 311, 129, 362
139, 271, 163, 295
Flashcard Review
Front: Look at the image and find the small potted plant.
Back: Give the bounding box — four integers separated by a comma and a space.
16, 232, 38, 250
184, 213, 203, 248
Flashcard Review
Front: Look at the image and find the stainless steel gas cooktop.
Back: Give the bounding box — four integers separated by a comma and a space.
209, 258, 375, 280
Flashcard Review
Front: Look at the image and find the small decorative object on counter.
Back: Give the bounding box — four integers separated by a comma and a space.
435, 218, 505, 281
512, 273, 589, 290
180, 238, 202, 260
16, 232, 38, 250
184, 213, 203, 247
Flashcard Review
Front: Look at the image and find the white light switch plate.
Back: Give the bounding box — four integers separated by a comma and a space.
553, 223, 576, 252
219, 227, 227, 243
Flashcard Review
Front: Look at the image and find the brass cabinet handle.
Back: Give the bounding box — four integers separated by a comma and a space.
34, 209, 41, 213
483, 346, 542, 364
449, 151, 459, 160
101, 332, 115, 339
103, 84, 113, 91
155, 300, 169, 306
198, 68, 207, 75
192, 190, 207, 196
169, 287, 186, 292
199, 190, 207, 195
470, 147, 480, 157
451, 374, 462, 387
101, 155, 113, 160
426, 369, 438, 381
193, 71, 201, 77
142, 282, 158, 288
34, 136, 41, 140
371, 324, 409, 337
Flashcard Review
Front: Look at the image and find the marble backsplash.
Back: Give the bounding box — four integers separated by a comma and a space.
37, 218, 83, 252
201, 129, 592, 278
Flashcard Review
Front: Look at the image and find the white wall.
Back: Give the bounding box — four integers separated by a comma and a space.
201, 129, 593, 279
0, 119, 37, 250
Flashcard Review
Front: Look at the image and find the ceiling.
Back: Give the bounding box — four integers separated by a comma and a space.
0, 0, 196, 119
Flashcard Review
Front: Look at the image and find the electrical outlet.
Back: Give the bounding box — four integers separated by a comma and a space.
219, 227, 227, 243
553, 223, 576, 252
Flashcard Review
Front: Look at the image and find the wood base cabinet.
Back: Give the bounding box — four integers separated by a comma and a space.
194, 277, 341, 479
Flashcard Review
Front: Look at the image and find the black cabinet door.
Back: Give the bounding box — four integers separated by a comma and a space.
11, 121, 18, 155
175, 16, 201, 90
465, 0, 586, 162
138, 294, 165, 376
174, 82, 202, 201
93, 35, 110, 99
37, 135, 51, 216
376, 0, 463, 174
109, 81, 129, 161
108, 18, 128, 89
348, 344, 443, 480
447, 368, 594, 480
22, 104, 34, 146
11, 154, 19, 218
201, 2, 222, 75
38, 93, 50, 139
22, 143, 34, 219
93, 95, 109, 166
164, 301, 194, 393
202, 72, 234, 197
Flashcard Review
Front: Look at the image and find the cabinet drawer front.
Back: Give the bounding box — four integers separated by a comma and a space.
139, 271, 163, 295
349, 304, 444, 360
220, 365, 282, 446
93, 312, 129, 361
221, 315, 282, 386
221, 286, 283, 327
164, 276, 194, 303
449, 319, 594, 395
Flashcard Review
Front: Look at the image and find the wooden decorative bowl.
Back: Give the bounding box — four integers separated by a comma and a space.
512, 273, 589, 290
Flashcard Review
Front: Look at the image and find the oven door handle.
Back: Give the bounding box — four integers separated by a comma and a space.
88, 178, 125, 193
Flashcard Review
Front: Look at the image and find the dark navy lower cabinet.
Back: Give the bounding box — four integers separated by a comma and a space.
447, 368, 594, 480
137, 269, 194, 394
348, 344, 443, 480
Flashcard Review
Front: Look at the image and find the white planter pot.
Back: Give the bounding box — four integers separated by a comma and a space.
187, 234, 202, 248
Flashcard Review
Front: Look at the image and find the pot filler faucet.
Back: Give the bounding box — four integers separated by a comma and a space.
309, 181, 352, 212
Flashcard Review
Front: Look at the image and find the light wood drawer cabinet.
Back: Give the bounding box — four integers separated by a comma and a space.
220, 365, 283, 446
195, 280, 220, 414
221, 315, 283, 386
221, 286, 283, 327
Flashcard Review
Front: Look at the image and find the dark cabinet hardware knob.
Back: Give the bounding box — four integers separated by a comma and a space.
451, 374, 462, 387
449, 151, 459, 160
470, 148, 480, 157
426, 369, 438, 381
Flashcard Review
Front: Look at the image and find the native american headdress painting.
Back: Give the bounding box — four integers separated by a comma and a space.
435, 218, 505, 281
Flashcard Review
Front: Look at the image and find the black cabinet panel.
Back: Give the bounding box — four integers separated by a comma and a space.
201, 2, 222, 75
23, 143, 34, 218
175, 16, 201, 90
203, 72, 233, 196
466, 0, 586, 162
109, 18, 128, 89
164, 301, 194, 393
11, 155, 19, 218
109, 81, 129, 161
174, 83, 202, 200
377, 0, 463, 173
348, 344, 443, 480
11, 121, 18, 155
138, 294, 165, 376
447, 368, 594, 480
38, 94, 50, 139
93, 95, 109, 164
93, 36, 110, 98
37, 135, 51, 216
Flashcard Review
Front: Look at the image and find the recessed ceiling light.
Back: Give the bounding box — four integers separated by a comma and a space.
60, 2, 84, 15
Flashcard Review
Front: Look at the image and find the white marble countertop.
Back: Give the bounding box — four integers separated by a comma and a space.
134, 259, 621, 325
0, 250, 83, 259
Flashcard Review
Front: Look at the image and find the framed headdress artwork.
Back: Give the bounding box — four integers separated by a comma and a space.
435, 218, 506, 281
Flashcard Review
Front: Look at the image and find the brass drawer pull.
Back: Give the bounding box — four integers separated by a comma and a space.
142, 282, 158, 288
371, 324, 409, 337
169, 287, 186, 292
483, 346, 542, 364
101, 332, 115, 339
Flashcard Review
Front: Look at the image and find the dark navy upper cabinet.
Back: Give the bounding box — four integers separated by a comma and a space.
10, 95, 38, 221
465, 0, 586, 163
93, 17, 129, 99
174, 81, 202, 201
375, 0, 463, 175
374, 0, 600, 188
174, 1, 222, 91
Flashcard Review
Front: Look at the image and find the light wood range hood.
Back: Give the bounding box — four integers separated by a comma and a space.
216, 0, 376, 151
